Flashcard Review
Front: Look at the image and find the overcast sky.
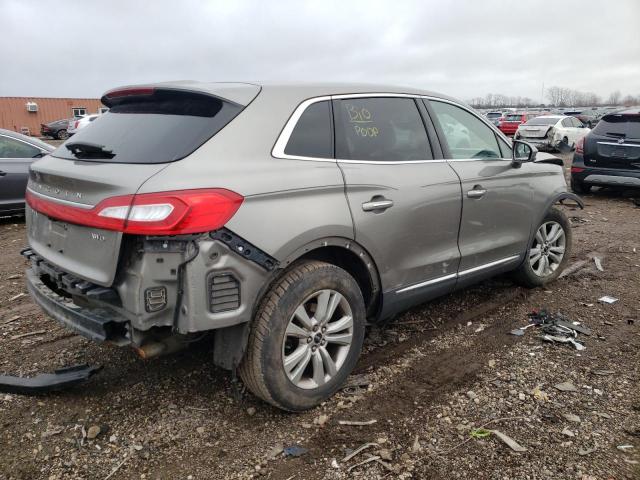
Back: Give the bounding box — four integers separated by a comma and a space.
2, 0, 639, 102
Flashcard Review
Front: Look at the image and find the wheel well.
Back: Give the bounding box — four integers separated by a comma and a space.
298, 246, 380, 317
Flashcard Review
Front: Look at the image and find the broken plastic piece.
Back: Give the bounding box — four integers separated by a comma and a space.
0, 364, 101, 395
599, 296, 618, 304
283, 445, 308, 457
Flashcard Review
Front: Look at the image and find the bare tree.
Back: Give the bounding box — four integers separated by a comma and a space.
608, 90, 621, 105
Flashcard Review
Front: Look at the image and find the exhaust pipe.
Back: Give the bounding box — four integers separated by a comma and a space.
133, 337, 188, 359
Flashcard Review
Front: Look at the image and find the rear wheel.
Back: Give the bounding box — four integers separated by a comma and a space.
571, 177, 591, 194
513, 207, 571, 288
56, 129, 68, 140
239, 260, 365, 411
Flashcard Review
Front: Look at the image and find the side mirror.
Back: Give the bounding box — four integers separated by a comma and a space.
512, 140, 537, 168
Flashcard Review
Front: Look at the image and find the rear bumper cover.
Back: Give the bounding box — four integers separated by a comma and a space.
572, 162, 640, 189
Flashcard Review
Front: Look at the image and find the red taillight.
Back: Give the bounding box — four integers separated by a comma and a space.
74, 120, 80, 128
104, 87, 155, 99
571, 167, 585, 173
26, 189, 243, 235
576, 137, 585, 154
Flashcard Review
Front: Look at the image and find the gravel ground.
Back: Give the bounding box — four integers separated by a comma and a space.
0, 153, 638, 480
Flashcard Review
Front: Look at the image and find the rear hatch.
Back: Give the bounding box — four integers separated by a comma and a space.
517, 118, 557, 139
27, 83, 259, 286
584, 112, 640, 169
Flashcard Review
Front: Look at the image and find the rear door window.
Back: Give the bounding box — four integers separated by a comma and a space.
51, 89, 243, 164
0, 136, 41, 158
284, 101, 333, 158
334, 97, 432, 161
429, 101, 501, 159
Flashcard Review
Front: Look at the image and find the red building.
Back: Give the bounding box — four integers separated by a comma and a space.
0, 97, 106, 136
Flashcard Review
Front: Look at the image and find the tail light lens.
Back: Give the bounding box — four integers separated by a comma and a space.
571, 166, 585, 173
74, 120, 80, 128
576, 137, 585, 154
26, 189, 243, 235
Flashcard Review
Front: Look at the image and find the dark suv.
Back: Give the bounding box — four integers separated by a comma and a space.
571, 109, 640, 194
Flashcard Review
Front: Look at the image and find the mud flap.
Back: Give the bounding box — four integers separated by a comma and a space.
0, 364, 101, 395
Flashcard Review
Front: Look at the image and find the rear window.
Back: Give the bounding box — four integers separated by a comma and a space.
486, 112, 502, 118
525, 117, 558, 126
592, 114, 640, 139
51, 89, 243, 163
505, 114, 523, 122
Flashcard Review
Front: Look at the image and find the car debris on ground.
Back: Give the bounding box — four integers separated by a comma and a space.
509, 308, 591, 350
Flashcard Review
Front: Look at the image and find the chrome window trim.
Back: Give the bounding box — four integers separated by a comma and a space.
271, 95, 333, 162
26, 188, 94, 210
271, 92, 513, 164
395, 254, 520, 294
598, 141, 640, 148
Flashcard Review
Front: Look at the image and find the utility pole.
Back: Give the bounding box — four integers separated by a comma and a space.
541, 82, 545, 106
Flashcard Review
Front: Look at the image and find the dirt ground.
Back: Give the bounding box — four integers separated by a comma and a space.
1, 153, 639, 480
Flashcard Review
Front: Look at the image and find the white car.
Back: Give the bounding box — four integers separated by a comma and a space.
67, 114, 100, 136
515, 115, 590, 151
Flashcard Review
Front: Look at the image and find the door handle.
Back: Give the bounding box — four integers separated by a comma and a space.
467, 186, 487, 199
0, 171, 6, 177
362, 198, 394, 212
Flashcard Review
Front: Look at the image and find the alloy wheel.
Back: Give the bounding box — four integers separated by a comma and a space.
529, 221, 566, 277
282, 289, 353, 390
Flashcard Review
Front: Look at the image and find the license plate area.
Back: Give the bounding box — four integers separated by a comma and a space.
26, 207, 123, 286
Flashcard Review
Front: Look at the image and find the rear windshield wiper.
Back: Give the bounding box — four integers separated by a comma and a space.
65, 142, 115, 159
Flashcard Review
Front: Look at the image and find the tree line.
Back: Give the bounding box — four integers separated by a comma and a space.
468, 87, 639, 109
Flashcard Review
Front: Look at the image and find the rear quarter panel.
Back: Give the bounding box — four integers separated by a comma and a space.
137, 88, 355, 261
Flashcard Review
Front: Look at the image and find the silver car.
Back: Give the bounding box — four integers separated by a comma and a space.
23, 82, 582, 410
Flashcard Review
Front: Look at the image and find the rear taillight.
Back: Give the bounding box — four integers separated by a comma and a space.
576, 137, 585, 154
26, 189, 243, 235
74, 120, 80, 128
571, 167, 585, 173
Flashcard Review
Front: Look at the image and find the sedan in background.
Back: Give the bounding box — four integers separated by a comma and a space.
67, 114, 100, 136
40, 118, 73, 140
0, 129, 54, 215
571, 109, 640, 194
498, 112, 538, 136
515, 115, 590, 151
563, 110, 599, 128
484, 111, 504, 126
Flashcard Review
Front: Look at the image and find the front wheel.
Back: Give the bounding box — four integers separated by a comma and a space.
239, 260, 365, 411
513, 207, 572, 288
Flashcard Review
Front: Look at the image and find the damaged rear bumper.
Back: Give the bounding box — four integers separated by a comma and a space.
25, 266, 127, 343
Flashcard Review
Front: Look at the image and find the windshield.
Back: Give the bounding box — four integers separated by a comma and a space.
592, 114, 640, 139
51, 89, 243, 163
524, 117, 558, 126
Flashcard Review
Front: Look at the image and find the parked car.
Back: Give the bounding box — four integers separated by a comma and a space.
514, 115, 590, 151
485, 111, 504, 126
23, 82, 581, 410
570, 108, 640, 194
0, 129, 53, 215
40, 118, 73, 140
67, 114, 100, 136
563, 110, 599, 128
498, 112, 538, 136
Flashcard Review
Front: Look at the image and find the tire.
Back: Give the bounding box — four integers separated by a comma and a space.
239, 260, 366, 411
513, 207, 572, 288
56, 129, 68, 140
571, 178, 591, 194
